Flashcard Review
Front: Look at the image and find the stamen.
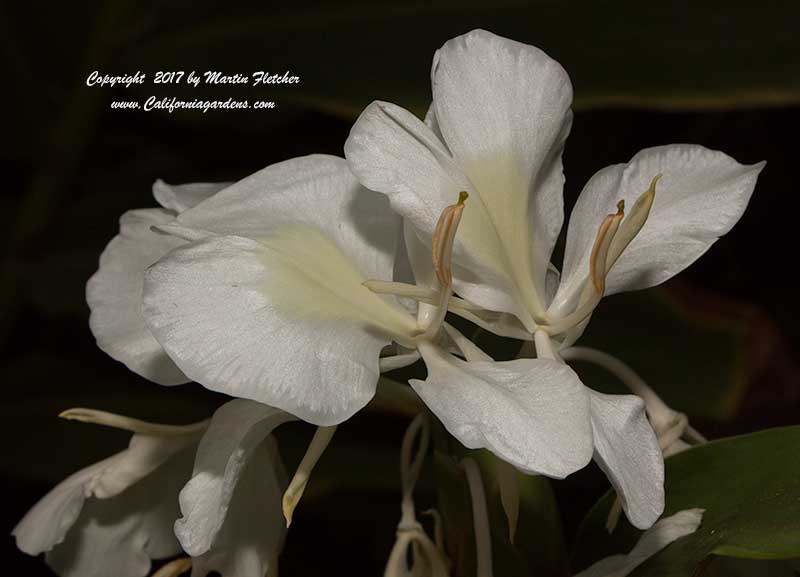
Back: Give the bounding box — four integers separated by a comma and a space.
432, 191, 468, 289
543, 203, 624, 336
59, 408, 208, 436
418, 192, 469, 340
283, 425, 337, 527
151, 557, 192, 577
606, 174, 661, 272
590, 200, 625, 294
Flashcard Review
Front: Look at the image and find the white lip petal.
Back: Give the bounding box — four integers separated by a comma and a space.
86, 209, 189, 385
431, 29, 573, 305
589, 390, 665, 530
412, 344, 593, 478
554, 145, 764, 313
152, 179, 231, 214
142, 233, 415, 426
175, 399, 293, 557
574, 508, 704, 577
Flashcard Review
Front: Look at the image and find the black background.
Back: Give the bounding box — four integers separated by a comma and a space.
2, 1, 799, 575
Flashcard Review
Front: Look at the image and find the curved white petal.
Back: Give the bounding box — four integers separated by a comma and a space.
345, 101, 533, 326
412, 344, 593, 478
143, 233, 416, 425
152, 179, 231, 214
165, 155, 399, 278
14, 431, 201, 577
191, 440, 286, 577
589, 391, 664, 530
14, 431, 200, 555
86, 209, 189, 385
432, 29, 573, 303
574, 508, 704, 577
175, 399, 294, 556
553, 145, 764, 313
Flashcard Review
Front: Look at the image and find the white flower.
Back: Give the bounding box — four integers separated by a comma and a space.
139, 155, 595, 485
344, 28, 763, 529
13, 403, 288, 577
345, 29, 764, 342
87, 180, 229, 384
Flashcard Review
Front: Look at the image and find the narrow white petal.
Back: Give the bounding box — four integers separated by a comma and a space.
86, 209, 189, 385
44, 449, 193, 577
412, 344, 593, 478
589, 391, 665, 530
143, 231, 416, 425
432, 29, 573, 303
574, 508, 704, 577
152, 180, 230, 213
14, 433, 200, 577
175, 399, 293, 557
554, 145, 764, 313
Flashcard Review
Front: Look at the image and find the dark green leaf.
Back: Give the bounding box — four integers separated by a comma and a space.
573, 426, 800, 577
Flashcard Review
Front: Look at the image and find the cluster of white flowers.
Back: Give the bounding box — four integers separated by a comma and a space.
14, 29, 762, 577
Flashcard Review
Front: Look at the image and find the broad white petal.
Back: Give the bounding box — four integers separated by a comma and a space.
152, 179, 230, 213
554, 145, 764, 313
412, 345, 593, 477
345, 100, 534, 326
143, 234, 416, 425
589, 390, 664, 530
574, 508, 704, 577
165, 155, 399, 284
175, 399, 294, 556
87, 209, 189, 385
432, 29, 573, 301
43, 448, 193, 577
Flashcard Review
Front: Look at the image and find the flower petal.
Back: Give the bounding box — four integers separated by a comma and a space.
553, 145, 764, 313
152, 179, 230, 213
86, 209, 189, 385
345, 100, 533, 325
175, 399, 294, 556
166, 155, 398, 278
574, 508, 704, 577
192, 441, 287, 577
43, 449, 193, 577
432, 29, 573, 302
14, 431, 200, 577
412, 344, 593, 478
143, 232, 415, 425
589, 390, 664, 530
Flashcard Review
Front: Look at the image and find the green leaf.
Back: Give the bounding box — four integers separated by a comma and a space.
573, 426, 800, 577
432, 422, 568, 577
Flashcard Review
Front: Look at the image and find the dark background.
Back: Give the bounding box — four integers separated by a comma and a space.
2, 1, 799, 575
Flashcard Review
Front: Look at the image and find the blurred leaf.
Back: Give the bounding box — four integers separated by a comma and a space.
112, 0, 800, 124
573, 426, 800, 576
432, 423, 568, 577
576, 283, 779, 421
